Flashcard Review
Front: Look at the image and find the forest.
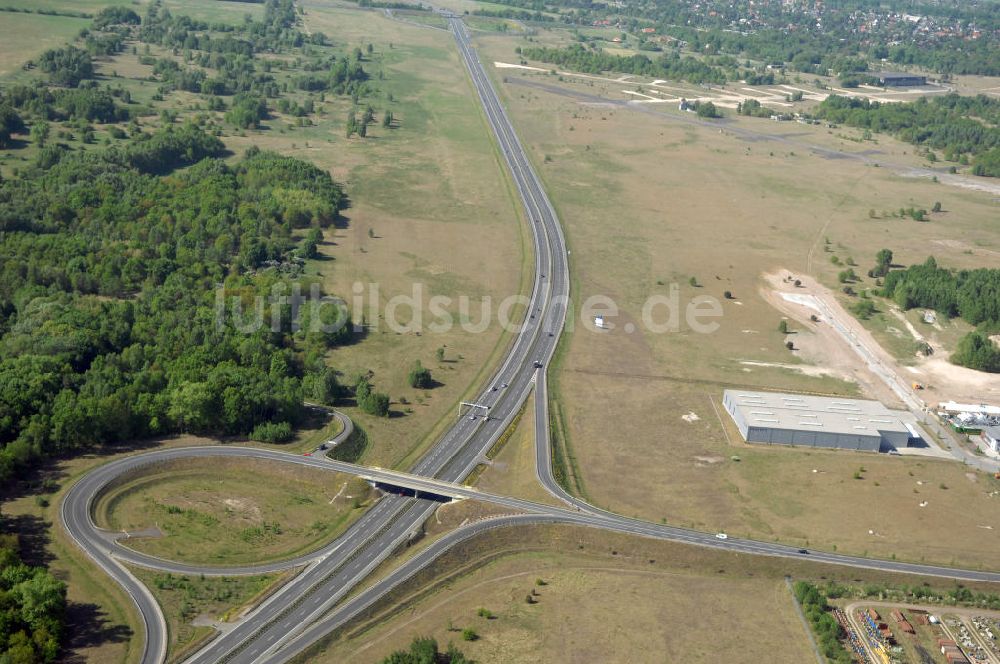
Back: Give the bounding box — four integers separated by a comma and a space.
879, 257, 1000, 372
0, 131, 354, 484
813, 94, 1000, 177
0, 0, 395, 491
0, 532, 65, 664
0, 0, 403, 659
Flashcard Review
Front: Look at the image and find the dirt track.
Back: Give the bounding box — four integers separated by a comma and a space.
761, 271, 908, 409
761, 271, 1000, 410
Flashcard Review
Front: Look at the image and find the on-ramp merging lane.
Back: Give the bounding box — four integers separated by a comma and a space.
186, 16, 574, 664
59, 15, 1000, 664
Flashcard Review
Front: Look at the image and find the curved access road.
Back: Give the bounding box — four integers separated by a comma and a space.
64, 11, 575, 662
59, 410, 358, 664
60, 15, 1000, 664
178, 13, 575, 664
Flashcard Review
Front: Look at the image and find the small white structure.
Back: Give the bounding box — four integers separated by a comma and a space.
985, 426, 1000, 454
594, 315, 608, 329
923, 310, 936, 324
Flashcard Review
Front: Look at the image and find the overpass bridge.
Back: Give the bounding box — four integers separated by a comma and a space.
322, 459, 557, 514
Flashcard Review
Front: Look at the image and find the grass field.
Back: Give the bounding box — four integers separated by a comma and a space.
306, 527, 819, 664
463, 29, 1000, 570
97, 457, 372, 566
0, 4, 529, 657
474, 396, 565, 506
0, 12, 90, 76
0, 0, 261, 76
280, 4, 528, 470
132, 567, 287, 663
0, 1, 529, 471
300, 523, 1000, 664
330, 555, 813, 663
0, 0, 263, 20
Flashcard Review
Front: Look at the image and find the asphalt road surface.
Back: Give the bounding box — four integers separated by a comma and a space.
58, 16, 1000, 664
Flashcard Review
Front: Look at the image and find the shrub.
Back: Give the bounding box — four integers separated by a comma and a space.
407, 361, 433, 389
852, 299, 876, 320
38, 46, 94, 87
250, 421, 294, 443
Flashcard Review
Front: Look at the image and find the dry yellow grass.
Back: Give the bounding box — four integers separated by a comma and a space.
97, 458, 372, 566
217, 5, 530, 470
304, 522, 1000, 664
308, 527, 819, 664
464, 29, 1000, 570
334, 557, 814, 663
474, 397, 566, 506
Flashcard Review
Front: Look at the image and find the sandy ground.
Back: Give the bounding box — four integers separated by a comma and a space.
493, 61, 954, 111
761, 271, 1000, 410
760, 271, 904, 408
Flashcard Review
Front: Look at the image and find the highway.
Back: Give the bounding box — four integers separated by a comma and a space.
59, 417, 361, 664
59, 12, 574, 664
58, 14, 1000, 664
180, 15, 574, 664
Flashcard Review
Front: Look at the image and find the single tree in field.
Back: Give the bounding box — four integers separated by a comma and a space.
778, 320, 789, 334
408, 361, 433, 389
874, 248, 893, 277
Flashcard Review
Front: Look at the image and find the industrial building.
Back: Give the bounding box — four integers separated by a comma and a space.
938, 401, 1000, 433
722, 390, 911, 452
878, 72, 928, 87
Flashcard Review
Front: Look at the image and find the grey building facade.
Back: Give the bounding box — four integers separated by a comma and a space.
723, 390, 911, 452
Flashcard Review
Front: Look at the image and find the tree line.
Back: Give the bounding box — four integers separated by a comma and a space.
878, 255, 1000, 373
881, 257, 1000, 327
518, 43, 733, 85
792, 581, 852, 664
813, 94, 1000, 177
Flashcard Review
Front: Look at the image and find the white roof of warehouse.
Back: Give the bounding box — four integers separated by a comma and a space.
725, 390, 910, 437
